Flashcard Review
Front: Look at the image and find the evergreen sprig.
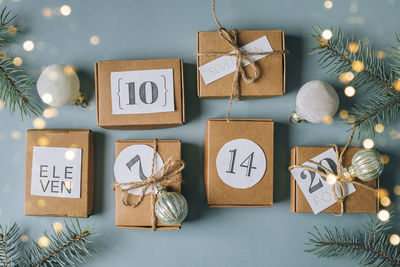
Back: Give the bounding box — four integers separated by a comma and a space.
310, 26, 400, 137
0, 6, 42, 118
0, 223, 24, 267
306, 215, 400, 266
0, 219, 95, 267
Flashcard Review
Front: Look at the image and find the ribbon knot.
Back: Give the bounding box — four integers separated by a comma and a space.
113, 139, 185, 231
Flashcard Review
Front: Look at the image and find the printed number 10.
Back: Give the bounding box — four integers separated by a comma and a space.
226, 149, 256, 177
127, 81, 159, 105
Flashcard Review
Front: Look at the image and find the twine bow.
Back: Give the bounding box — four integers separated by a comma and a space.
113, 139, 185, 231
289, 127, 377, 216
196, 0, 286, 121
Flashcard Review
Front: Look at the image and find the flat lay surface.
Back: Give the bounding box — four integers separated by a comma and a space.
0, 0, 399, 266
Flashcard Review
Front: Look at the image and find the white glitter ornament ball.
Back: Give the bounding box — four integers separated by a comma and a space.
289, 80, 339, 124
37, 64, 81, 107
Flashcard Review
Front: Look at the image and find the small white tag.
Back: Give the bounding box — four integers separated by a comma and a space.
290, 148, 356, 214
198, 35, 273, 85
114, 144, 163, 195
110, 69, 175, 115
31, 146, 82, 199
216, 139, 266, 189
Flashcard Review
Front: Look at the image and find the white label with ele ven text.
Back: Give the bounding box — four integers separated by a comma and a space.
290, 148, 356, 214
31, 146, 82, 198
198, 35, 273, 84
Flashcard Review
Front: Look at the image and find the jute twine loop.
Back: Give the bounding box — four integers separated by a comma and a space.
288, 127, 378, 216
196, 0, 286, 121
73, 93, 87, 108
113, 139, 185, 231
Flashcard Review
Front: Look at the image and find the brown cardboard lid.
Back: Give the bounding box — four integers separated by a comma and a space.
197, 30, 285, 98
25, 129, 94, 217
205, 118, 274, 206
95, 58, 185, 129
290, 147, 379, 213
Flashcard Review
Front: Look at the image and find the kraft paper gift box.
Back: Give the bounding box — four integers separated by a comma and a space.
114, 140, 182, 230
25, 129, 94, 217
290, 147, 379, 213
196, 30, 286, 98
95, 58, 185, 129
204, 119, 274, 207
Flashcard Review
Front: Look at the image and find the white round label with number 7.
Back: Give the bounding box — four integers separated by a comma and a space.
216, 139, 266, 189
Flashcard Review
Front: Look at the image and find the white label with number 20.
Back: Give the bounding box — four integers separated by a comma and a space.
216, 139, 266, 189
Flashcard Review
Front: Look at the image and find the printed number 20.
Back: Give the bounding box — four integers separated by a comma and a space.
300, 158, 337, 194
127, 81, 159, 105
226, 149, 257, 177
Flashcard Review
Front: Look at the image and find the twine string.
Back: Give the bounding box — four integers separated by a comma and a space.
113, 139, 185, 231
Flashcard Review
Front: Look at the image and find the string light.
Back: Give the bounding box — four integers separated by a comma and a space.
344, 86, 356, 97
363, 138, 374, 149
375, 124, 384, 133
90, 36, 100, 45
53, 222, 63, 233
348, 42, 359, 53
324, 1, 333, 9
23, 40, 35, 52
351, 60, 365, 72
321, 29, 333, 40
12, 57, 22, 66
60, 5, 72, 16
390, 234, 400, 246
339, 72, 354, 83
377, 209, 390, 222
38, 236, 51, 248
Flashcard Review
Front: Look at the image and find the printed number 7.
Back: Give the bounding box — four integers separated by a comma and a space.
226, 149, 257, 177
126, 154, 148, 181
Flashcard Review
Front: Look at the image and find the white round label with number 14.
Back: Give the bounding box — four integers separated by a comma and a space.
216, 138, 267, 189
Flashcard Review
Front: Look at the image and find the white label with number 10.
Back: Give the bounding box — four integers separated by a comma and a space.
216, 139, 267, 189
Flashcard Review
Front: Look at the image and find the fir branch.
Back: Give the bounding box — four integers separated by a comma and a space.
24, 219, 95, 267
0, 7, 42, 118
306, 216, 400, 266
0, 223, 24, 267
310, 26, 400, 136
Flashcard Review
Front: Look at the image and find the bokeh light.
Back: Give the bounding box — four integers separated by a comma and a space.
348, 42, 359, 53
380, 196, 391, 207
393, 80, 400, 92
21, 235, 29, 243
376, 51, 386, 59
326, 174, 337, 185
321, 29, 333, 40
23, 40, 35, 52
64, 65, 75, 75
323, 115, 333, 125
38, 236, 51, 248
53, 222, 63, 233
37, 199, 46, 207
390, 234, 400, 246
0, 100, 4, 110
33, 118, 46, 129
351, 60, 365, 72
339, 72, 354, 83
378, 209, 390, 222
11, 131, 21, 139
381, 154, 390, 165
42, 7, 53, 18
7, 26, 17, 35
363, 138, 374, 149
13, 57, 22, 66
43, 107, 58, 118
324, 1, 333, 9
90, 36, 100, 45
393, 186, 400, 195
41, 93, 53, 104
344, 86, 356, 97
339, 109, 349, 119
65, 150, 76, 160
37, 137, 50, 146
375, 124, 384, 133
60, 5, 72, 16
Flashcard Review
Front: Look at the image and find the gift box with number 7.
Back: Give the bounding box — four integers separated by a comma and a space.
95, 58, 185, 129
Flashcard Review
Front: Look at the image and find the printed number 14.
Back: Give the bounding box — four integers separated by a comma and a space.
226, 149, 256, 177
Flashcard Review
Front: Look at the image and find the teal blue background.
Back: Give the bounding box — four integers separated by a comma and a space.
0, 0, 400, 266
